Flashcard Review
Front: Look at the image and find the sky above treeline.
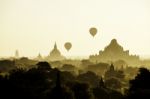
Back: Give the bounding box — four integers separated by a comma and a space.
0, 0, 150, 58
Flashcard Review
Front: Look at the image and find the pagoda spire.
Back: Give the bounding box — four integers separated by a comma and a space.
15, 50, 19, 58
110, 63, 115, 71
54, 42, 57, 49
38, 53, 42, 59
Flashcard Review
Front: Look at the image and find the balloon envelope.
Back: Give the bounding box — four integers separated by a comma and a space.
89, 27, 97, 37
64, 42, 72, 51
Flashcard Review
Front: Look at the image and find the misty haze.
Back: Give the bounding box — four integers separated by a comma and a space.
0, 0, 150, 99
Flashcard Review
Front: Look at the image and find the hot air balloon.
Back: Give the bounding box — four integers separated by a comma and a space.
89, 27, 97, 37
64, 42, 72, 51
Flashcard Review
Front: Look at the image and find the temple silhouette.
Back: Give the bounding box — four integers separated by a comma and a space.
89, 39, 140, 65
46, 43, 65, 61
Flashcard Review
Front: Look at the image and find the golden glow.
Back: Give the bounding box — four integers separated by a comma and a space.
0, 0, 150, 58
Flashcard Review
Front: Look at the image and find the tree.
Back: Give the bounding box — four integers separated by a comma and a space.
49, 70, 74, 99
7, 68, 51, 99
93, 87, 109, 99
36, 62, 52, 71
71, 82, 94, 99
105, 77, 122, 90
126, 68, 150, 99
77, 71, 100, 87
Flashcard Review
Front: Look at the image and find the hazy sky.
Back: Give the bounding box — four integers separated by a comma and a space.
0, 0, 150, 58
